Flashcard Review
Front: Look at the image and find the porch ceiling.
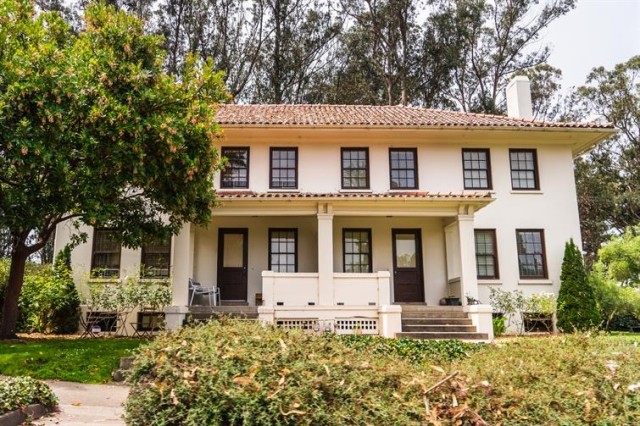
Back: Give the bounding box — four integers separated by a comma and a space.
212, 191, 493, 217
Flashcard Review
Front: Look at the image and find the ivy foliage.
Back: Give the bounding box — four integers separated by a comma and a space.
0, 376, 58, 415
557, 239, 601, 332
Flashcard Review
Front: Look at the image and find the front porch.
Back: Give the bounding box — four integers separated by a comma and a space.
166, 193, 495, 339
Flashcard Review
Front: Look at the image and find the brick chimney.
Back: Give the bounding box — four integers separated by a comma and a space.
506, 76, 533, 120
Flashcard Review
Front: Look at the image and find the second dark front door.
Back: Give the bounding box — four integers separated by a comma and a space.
217, 228, 248, 301
392, 229, 424, 303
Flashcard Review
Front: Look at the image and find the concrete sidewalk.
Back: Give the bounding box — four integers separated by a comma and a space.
37, 381, 129, 426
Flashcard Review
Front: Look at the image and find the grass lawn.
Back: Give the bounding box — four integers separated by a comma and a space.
0, 336, 145, 383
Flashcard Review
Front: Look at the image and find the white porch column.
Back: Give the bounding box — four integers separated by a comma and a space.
457, 209, 479, 305
317, 204, 334, 306
165, 223, 195, 330
171, 222, 194, 306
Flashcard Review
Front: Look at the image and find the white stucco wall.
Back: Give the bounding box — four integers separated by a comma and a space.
54, 126, 585, 310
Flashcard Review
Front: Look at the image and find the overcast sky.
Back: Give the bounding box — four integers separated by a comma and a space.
542, 0, 640, 89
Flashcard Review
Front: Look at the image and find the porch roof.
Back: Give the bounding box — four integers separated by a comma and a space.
213, 191, 493, 217
217, 191, 492, 200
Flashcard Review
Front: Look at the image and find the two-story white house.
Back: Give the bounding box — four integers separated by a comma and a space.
54, 77, 614, 340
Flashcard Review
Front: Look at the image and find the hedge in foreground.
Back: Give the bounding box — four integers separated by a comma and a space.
0, 376, 58, 415
125, 320, 477, 425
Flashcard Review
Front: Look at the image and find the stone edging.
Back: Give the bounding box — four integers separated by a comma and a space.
0, 404, 48, 426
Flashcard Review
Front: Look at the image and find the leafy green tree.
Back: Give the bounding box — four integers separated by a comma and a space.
556, 239, 601, 332
574, 56, 640, 257
594, 225, 640, 288
591, 273, 640, 331
0, 1, 228, 338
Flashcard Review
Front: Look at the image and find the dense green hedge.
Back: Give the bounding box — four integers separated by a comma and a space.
0, 376, 58, 415
0, 249, 80, 334
125, 320, 475, 425
338, 334, 482, 365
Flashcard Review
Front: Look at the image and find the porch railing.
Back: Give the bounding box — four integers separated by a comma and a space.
261, 271, 391, 307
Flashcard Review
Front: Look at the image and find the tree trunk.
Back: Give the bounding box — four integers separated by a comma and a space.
0, 248, 28, 339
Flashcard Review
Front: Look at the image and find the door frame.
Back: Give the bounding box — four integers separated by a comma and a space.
391, 228, 425, 303
217, 228, 249, 302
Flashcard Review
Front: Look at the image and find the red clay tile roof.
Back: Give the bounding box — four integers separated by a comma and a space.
216, 104, 612, 129
218, 191, 493, 200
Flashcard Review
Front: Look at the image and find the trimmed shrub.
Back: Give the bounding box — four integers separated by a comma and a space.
0, 376, 58, 415
557, 239, 601, 331
125, 320, 478, 425
0, 249, 80, 334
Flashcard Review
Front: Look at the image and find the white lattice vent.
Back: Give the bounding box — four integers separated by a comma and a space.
276, 319, 318, 330
335, 318, 378, 335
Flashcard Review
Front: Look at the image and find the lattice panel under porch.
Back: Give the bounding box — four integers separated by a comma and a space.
335, 319, 378, 335
275, 319, 318, 330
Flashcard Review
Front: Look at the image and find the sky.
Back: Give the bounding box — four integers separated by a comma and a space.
541, 0, 640, 90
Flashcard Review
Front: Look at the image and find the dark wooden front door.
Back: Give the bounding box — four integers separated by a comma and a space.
392, 229, 424, 303
217, 228, 248, 301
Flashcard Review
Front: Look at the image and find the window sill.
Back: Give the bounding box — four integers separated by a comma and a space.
218, 188, 251, 192
518, 279, 553, 285
478, 279, 502, 285
510, 190, 543, 195
139, 277, 171, 283
88, 278, 121, 283
339, 189, 372, 193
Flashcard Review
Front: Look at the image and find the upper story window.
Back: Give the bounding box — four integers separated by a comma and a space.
389, 148, 418, 189
474, 229, 499, 279
91, 229, 121, 278
221, 147, 249, 189
270, 148, 298, 189
462, 149, 492, 190
510, 149, 539, 190
269, 229, 297, 272
141, 237, 171, 278
516, 229, 547, 279
343, 229, 372, 273
341, 148, 369, 189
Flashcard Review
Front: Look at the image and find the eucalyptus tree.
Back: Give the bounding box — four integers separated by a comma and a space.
249, 0, 343, 104
443, 0, 576, 113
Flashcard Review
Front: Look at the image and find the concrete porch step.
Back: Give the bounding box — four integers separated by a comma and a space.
400, 311, 469, 319
402, 324, 477, 333
396, 331, 489, 340
402, 318, 473, 326
188, 306, 259, 320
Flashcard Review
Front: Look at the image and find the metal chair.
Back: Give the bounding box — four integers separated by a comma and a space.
188, 278, 220, 306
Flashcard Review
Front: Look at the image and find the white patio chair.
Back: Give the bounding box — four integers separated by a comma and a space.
188, 278, 220, 306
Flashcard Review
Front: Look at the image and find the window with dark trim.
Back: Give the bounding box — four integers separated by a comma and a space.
343, 229, 372, 273
389, 148, 418, 189
462, 149, 492, 189
516, 229, 547, 279
269, 229, 297, 272
270, 148, 298, 189
91, 229, 121, 278
221, 147, 249, 188
341, 148, 369, 189
474, 229, 499, 279
141, 238, 171, 278
510, 149, 539, 190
